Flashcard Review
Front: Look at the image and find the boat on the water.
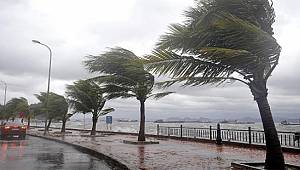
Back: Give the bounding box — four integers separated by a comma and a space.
117, 119, 138, 122
154, 119, 185, 123
219, 120, 255, 124
281, 120, 300, 125
154, 119, 211, 123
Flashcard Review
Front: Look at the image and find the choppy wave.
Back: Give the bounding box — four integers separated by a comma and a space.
32, 120, 300, 134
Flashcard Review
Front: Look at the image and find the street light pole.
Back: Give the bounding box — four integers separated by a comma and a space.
0, 80, 7, 107
32, 40, 52, 136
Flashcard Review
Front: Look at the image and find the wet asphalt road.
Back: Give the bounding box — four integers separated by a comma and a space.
0, 136, 112, 170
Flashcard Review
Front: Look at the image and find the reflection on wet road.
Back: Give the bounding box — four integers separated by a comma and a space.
0, 136, 112, 170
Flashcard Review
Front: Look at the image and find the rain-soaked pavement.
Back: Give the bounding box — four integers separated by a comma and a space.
29, 128, 300, 170
0, 136, 112, 170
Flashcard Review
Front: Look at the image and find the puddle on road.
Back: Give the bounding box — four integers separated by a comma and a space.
0, 137, 113, 170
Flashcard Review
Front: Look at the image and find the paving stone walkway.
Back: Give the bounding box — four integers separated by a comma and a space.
29, 128, 300, 170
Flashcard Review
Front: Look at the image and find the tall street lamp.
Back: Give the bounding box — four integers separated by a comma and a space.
0, 80, 7, 107
32, 40, 52, 135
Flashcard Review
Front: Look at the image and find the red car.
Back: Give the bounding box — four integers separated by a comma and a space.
0, 121, 27, 139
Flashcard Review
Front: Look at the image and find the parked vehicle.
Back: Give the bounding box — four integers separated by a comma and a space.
0, 120, 27, 139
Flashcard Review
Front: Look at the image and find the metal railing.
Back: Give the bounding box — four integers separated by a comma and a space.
157, 124, 300, 148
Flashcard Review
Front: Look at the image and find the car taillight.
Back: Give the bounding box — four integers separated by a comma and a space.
4, 126, 10, 129
21, 126, 26, 129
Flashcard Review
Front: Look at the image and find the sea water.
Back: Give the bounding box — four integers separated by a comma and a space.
34, 120, 300, 134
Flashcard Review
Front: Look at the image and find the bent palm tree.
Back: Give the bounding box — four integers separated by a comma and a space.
0, 105, 4, 120
35, 92, 68, 131
60, 112, 73, 133
66, 80, 114, 135
85, 47, 173, 141
28, 103, 43, 128
144, 0, 283, 169
5, 97, 30, 122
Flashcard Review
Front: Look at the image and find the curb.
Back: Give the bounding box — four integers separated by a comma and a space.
28, 133, 129, 170
231, 162, 300, 170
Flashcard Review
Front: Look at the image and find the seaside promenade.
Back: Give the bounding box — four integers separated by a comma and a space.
28, 127, 300, 170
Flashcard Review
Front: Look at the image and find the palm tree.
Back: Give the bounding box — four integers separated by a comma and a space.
35, 92, 68, 131
5, 97, 30, 122
28, 103, 42, 128
60, 112, 73, 133
66, 80, 114, 135
84, 47, 173, 141
0, 104, 4, 120
144, 0, 283, 169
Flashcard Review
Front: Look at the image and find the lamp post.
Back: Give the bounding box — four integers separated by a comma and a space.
0, 80, 7, 107
32, 40, 52, 136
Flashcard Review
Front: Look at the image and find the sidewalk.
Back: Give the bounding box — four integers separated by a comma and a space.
28, 128, 300, 170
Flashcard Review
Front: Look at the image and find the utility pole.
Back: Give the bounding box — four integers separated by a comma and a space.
32, 40, 52, 136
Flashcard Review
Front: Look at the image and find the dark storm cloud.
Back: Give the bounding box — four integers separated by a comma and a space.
0, 0, 299, 120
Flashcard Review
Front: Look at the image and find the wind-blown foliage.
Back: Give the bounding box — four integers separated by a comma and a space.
66, 80, 114, 135
27, 103, 43, 127
85, 47, 173, 102
144, 0, 284, 169
35, 92, 68, 131
146, 9, 280, 86
4, 97, 29, 121
85, 47, 173, 141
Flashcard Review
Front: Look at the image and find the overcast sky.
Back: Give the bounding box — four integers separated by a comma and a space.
0, 0, 299, 120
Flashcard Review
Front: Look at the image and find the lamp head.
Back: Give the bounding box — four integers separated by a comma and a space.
32, 40, 41, 44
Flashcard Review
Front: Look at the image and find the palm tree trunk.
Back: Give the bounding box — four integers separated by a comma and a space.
61, 119, 66, 133
256, 96, 285, 169
250, 79, 285, 169
91, 113, 97, 136
46, 118, 52, 131
138, 100, 146, 142
27, 117, 31, 129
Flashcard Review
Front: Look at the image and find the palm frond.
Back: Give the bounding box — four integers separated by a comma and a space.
154, 80, 179, 89
157, 23, 193, 52
89, 75, 136, 87
147, 92, 174, 100
67, 99, 91, 113
158, 10, 280, 58
66, 84, 95, 110
145, 50, 235, 80
84, 47, 144, 76
155, 75, 249, 89
34, 92, 68, 119
66, 80, 106, 114
103, 84, 131, 94
5, 97, 30, 116
105, 92, 136, 100
98, 107, 115, 117
85, 47, 158, 102
196, 47, 259, 73
188, 0, 276, 34
148, 2, 280, 85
